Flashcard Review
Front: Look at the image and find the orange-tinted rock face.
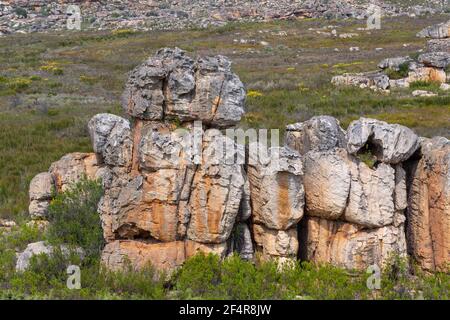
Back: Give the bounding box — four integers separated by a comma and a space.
407, 67, 447, 84
101, 240, 186, 272
49, 152, 100, 192
247, 146, 304, 231
253, 223, 298, 260
299, 216, 407, 270
185, 130, 246, 244
101, 239, 228, 272
406, 137, 450, 272
27, 49, 450, 275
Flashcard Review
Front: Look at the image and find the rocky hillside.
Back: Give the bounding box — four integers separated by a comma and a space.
0, 0, 448, 35
332, 19, 450, 95
20, 48, 449, 275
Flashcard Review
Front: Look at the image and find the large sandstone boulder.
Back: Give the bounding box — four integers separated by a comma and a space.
299, 217, 407, 270
138, 121, 195, 171
346, 118, 419, 164
101, 239, 228, 272
29, 172, 53, 201
101, 240, 186, 272
247, 146, 304, 230
302, 149, 350, 220
88, 114, 133, 168
89, 112, 247, 271
28, 152, 101, 219
49, 152, 101, 192
407, 67, 447, 84
343, 159, 397, 228
406, 137, 450, 272
122, 48, 245, 128
186, 130, 246, 243
16, 241, 53, 272
285, 116, 346, 155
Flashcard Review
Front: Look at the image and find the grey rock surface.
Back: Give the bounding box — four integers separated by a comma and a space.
285, 116, 346, 155
122, 48, 245, 127
417, 20, 450, 39
418, 52, 450, 69
88, 113, 133, 168
346, 117, 419, 164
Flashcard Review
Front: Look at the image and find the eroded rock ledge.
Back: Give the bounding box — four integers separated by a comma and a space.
25, 48, 450, 274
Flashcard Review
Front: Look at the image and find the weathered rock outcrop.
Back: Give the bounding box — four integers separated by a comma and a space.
248, 146, 304, 261
299, 217, 407, 270
406, 67, 447, 84
405, 137, 450, 272
418, 52, 450, 69
302, 149, 350, 220
331, 72, 390, 91
25, 50, 450, 274
122, 47, 245, 128
346, 118, 419, 164
289, 116, 410, 269
90, 49, 248, 272
332, 21, 450, 92
378, 56, 413, 71
28, 152, 100, 220
417, 20, 450, 39
285, 116, 346, 155
28, 172, 53, 219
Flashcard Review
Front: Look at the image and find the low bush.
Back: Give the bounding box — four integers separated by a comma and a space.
47, 179, 104, 261
385, 62, 410, 80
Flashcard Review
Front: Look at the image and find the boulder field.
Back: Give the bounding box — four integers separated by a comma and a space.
24, 48, 450, 273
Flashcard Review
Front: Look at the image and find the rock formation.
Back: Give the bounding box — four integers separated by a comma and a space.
417, 20, 450, 39
299, 217, 407, 270
405, 137, 450, 272
248, 146, 304, 262
289, 116, 410, 270
332, 20, 450, 93
93, 48, 248, 272
23, 48, 450, 274
28, 152, 101, 223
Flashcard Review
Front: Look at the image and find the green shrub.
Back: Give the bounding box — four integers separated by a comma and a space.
14, 7, 27, 18
174, 254, 371, 299
385, 62, 410, 80
47, 178, 104, 260
174, 253, 222, 298
9, 247, 84, 297
357, 144, 377, 168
